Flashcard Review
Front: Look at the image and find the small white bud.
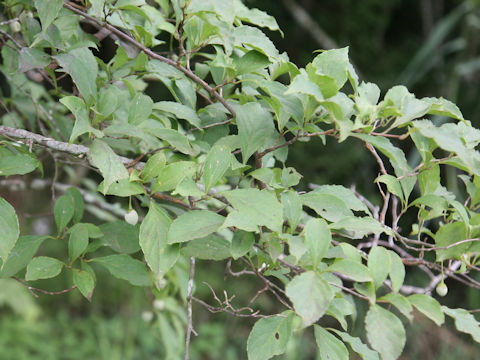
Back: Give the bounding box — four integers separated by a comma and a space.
153, 299, 165, 311
436, 282, 448, 297
141, 311, 154, 322
124, 209, 138, 226
9, 21, 21, 33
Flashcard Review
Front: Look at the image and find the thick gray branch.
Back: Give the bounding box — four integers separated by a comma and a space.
0, 126, 144, 170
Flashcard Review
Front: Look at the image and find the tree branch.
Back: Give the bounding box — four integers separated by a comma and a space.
0, 125, 145, 170
281, 0, 338, 50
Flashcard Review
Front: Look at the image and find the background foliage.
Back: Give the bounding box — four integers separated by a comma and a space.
2, 0, 480, 359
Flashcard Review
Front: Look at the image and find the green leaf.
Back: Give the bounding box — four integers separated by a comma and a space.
414, 120, 480, 175
88, 139, 129, 194
365, 305, 406, 360
152, 161, 196, 192
153, 101, 200, 128
233, 25, 279, 59
281, 190, 302, 231
285, 70, 324, 102
168, 210, 225, 244
68, 224, 89, 262
368, 246, 391, 288
73, 268, 95, 301
187, 0, 235, 24
325, 296, 354, 331
312, 47, 350, 91
19, 47, 50, 72
141, 152, 166, 181
331, 330, 380, 360
97, 85, 121, 116
92, 254, 150, 287
260, 80, 303, 127
310, 185, 371, 214
223, 188, 283, 233
235, 102, 275, 163
314, 326, 349, 360
409, 194, 449, 219
116, 4, 152, 23
235, 5, 281, 32
383, 86, 430, 127
0, 201, 20, 262
234, 50, 270, 75
388, 250, 405, 293
330, 216, 388, 239
141, 152, 166, 182
230, 230, 255, 260
328, 259, 372, 282
379, 293, 413, 322
408, 294, 444, 326
281, 167, 302, 188
247, 312, 294, 360
66, 187, 84, 224
0, 236, 47, 278
97, 179, 145, 197
301, 193, 353, 222
285, 271, 334, 326
355, 282, 376, 303
35, 0, 63, 30
147, 128, 193, 155
2, 44, 19, 75
147, 59, 183, 78
418, 164, 440, 196
0, 197, 19, 263
54, 48, 98, 103
442, 306, 480, 343
306, 64, 338, 98
203, 144, 231, 193
434, 221, 468, 261
423, 97, 464, 121
25, 256, 63, 281
100, 220, 140, 254
174, 177, 204, 197
139, 203, 178, 280
182, 235, 231, 260
376, 175, 404, 203
54, 195, 74, 232
304, 218, 331, 269
249, 168, 281, 188
60, 96, 101, 143
128, 93, 153, 125
0, 147, 40, 176
451, 200, 469, 226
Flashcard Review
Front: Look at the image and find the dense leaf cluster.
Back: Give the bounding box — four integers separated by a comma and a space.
1, 1, 480, 359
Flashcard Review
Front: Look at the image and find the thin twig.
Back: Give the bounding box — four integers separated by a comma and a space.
0, 29, 22, 49
191, 297, 271, 318
14, 277, 76, 297
0, 18, 19, 26
328, 282, 371, 302
366, 142, 388, 175
281, 0, 338, 49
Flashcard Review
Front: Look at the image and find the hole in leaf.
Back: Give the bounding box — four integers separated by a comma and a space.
275, 332, 279, 340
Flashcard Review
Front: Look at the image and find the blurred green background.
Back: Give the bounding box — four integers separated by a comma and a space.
2, 0, 480, 358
